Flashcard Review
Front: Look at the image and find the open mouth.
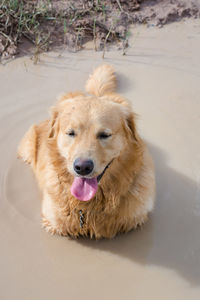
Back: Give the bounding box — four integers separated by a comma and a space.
70, 160, 113, 201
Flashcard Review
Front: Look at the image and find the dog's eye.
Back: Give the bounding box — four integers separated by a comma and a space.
67, 130, 76, 137
97, 132, 112, 139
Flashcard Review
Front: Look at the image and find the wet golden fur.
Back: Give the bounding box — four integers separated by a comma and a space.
18, 65, 155, 239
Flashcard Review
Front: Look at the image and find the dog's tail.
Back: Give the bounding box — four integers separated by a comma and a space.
85, 64, 116, 96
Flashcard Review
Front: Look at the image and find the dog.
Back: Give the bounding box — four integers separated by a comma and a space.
18, 65, 155, 239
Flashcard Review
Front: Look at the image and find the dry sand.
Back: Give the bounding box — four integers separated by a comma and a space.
133, 0, 200, 25
1, 0, 200, 59
0, 19, 200, 299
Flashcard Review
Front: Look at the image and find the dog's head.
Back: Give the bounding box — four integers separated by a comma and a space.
48, 94, 138, 201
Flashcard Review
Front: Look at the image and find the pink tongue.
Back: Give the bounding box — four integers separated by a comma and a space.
71, 177, 98, 201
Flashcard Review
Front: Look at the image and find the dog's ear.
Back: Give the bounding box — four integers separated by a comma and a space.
122, 109, 139, 143
48, 107, 59, 139
108, 95, 139, 142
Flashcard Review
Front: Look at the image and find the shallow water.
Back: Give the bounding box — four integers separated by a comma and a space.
0, 20, 200, 299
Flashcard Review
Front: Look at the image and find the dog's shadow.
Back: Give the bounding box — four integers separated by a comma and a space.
77, 143, 200, 286
116, 72, 133, 94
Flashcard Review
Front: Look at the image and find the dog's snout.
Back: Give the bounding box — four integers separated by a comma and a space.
73, 158, 94, 176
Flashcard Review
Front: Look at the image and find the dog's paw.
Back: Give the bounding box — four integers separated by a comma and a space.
41, 217, 64, 236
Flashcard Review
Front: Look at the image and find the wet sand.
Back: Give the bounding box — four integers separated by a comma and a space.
0, 19, 200, 299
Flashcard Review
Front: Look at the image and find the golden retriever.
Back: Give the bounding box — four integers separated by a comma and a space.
18, 65, 155, 239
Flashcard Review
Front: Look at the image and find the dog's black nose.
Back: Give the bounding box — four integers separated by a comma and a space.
73, 158, 94, 176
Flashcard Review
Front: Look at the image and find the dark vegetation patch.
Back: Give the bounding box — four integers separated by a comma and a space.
0, 0, 199, 62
